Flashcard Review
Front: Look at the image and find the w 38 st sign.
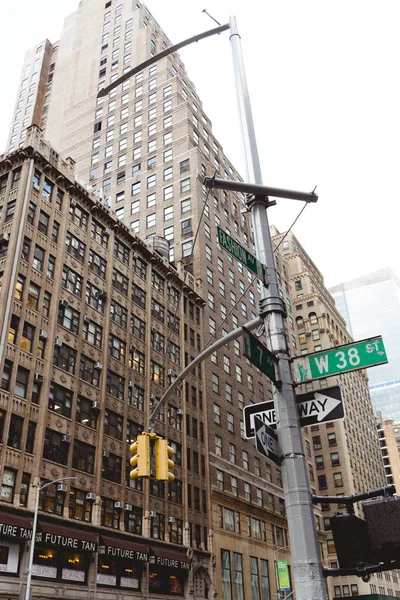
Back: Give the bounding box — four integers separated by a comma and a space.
292, 336, 387, 384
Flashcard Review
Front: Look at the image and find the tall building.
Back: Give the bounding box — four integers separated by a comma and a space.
271, 227, 400, 599
0, 128, 213, 597
376, 412, 400, 491
330, 268, 400, 420
4, 3, 323, 599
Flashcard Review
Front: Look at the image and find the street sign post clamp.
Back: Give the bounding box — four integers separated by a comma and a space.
258, 295, 287, 318
245, 193, 277, 210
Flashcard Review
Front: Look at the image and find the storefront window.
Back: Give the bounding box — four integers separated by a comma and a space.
148, 566, 186, 595
32, 546, 89, 582
97, 556, 142, 589
0, 542, 20, 573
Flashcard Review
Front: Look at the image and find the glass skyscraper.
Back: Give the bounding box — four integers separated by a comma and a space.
330, 268, 400, 419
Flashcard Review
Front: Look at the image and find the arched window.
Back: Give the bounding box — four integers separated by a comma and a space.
296, 316, 305, 329
309, 312, 318, 325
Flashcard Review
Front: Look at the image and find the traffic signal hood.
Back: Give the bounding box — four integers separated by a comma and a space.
155, 438, 175, 481
129, 434, 150, 479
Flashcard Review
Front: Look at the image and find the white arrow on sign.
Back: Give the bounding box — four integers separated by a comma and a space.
297, 392, 342, 423
243, 385, 344, 438
254, 416, 281, 464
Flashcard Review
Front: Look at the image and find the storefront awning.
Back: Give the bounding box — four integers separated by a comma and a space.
150, 545, 192, 570
0, 511, 32, 540
100, 535, 148, 562
37, 521, 98, 551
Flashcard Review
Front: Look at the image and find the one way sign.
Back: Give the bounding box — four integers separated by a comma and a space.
254, 416, 281, 465
243, 385, 344, 438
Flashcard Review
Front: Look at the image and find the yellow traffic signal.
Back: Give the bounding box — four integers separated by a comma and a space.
155, 438, 175, 481
130, 434, 150, 479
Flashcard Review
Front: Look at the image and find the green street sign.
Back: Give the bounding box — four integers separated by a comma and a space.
243, 328, 277, 383
217, 226, 263, 278
292, 336, 388, 384
277, 560, 291, 592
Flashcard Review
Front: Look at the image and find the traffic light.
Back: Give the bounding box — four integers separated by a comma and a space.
130, 433, 150, 479
364, 496, 400, 563
330, 512, 373, 568
155, 438, 175, 481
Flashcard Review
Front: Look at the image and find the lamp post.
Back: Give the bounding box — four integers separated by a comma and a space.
25, 477, 76, 600
274, 546, 290, 600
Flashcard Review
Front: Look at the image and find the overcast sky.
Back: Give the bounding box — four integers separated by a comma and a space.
1, 0, 399, 287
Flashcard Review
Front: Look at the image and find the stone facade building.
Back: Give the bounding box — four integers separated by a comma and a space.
272, 227, 400, 599
0, 128, 212, 598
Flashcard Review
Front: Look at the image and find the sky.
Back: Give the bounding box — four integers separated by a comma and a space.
1, 0, 400, 287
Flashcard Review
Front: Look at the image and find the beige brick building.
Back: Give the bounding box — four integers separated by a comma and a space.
272, 227, 400, 598
377, 413, 400, 493
0, 128, 212, 598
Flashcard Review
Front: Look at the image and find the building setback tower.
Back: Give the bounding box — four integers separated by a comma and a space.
271, 227, 400, 599
330, 268, 400, 421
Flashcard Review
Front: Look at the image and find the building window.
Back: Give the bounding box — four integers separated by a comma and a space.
7, 415, 24, 449
101, 497, 121, 529
14, 366, 29, 398
69, 488, 93, 522
53, 343, 77, 374
102, 452, 122, 483
49, 383, 73, 418
73, 440, 95, 473
58, 303, 80, 335
106, 371, 125, 400
80, 355, 100, 387
38, 481, 65, 516
43, 429, 69, 465
221, 550, 232, 599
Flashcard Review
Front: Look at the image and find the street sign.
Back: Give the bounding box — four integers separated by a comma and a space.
217, 226, 263, 278
243, 386, 344, 438
254, 416, 281, 464
292, 336, 387, 384
243, 328, 277, 383
294, 386, 344, 427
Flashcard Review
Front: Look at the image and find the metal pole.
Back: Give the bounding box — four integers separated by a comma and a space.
25, 486, 39, 600
228, 16, 327, 599
25, 477, 76, 600
148, 315, 262, 429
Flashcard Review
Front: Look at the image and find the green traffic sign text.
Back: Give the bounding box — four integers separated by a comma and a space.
292, 336, 387, 383
217, 226, 262, 277
243, 330, 277, 383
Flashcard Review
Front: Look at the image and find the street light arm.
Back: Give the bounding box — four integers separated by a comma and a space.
38, 476, 77, 492
97, 23, 230, 98
148, 316, 262, 429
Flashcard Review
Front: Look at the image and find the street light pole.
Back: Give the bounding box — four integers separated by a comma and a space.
25, 477, 76, 600
228, 16, 327, 599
